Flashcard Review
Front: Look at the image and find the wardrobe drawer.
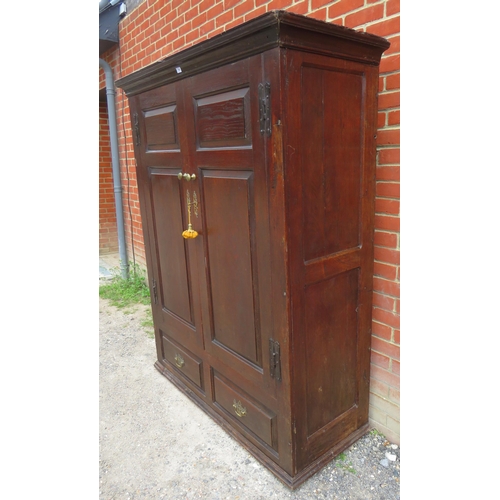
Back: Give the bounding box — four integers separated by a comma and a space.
161, 334, 203, 390
213, 371, 277, 451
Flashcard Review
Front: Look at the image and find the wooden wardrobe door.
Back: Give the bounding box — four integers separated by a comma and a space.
132, 83, 206, 392
182, 56, 278, 399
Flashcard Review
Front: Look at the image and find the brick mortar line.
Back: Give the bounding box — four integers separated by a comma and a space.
374, 242, 399, 249
307, 0, 392, 15
373, 274, 401, 286
371, 343, 399, 354
369, 390, 400, 407
378, 88, 399, 95
372, 360, 400, 375
329, 10, 400, 27
373, 256, 401, 264
376, 125, 400, 131
373, 272, 399, 279
373, 249, 400, 256
379, 66, 400, 73
372, 280, 401, 288
374, 213, 400, 219
375, 196, 401, 203
374, 243, 401, 250
369, 373, 400, 391
372, 319, 398, 329
372, 299, 398, 312
377, 109, 400, 115
371, 345, 400, 361
358, 13, 400, 29
373, 272, 400, 280
371, 298, 399, 315
374, 195, 400, 201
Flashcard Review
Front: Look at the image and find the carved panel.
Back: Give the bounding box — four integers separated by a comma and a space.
301, 66, 364, 262
304, 268, 359, 437
144, 105, 178, 151
202, 170, 261, 365
150, 169, 193, 324
194, 88, 251, 149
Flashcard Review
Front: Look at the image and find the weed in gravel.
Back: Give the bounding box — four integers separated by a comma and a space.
370, 428, 385, 437
335, 452, 356, 474
99, 263, 151, 309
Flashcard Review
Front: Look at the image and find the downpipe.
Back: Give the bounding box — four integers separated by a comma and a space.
99, 58, 128, 280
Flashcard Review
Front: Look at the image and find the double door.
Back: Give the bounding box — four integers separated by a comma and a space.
131, 54, 285, 461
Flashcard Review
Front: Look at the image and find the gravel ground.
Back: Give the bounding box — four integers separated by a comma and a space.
99, 295, 400, 500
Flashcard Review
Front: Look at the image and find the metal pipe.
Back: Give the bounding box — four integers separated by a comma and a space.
99, 58, 129, 280
99, 0, 110, 12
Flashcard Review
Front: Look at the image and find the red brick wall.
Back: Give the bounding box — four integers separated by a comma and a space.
99, 103, 119, 254
99, 0, 400, 444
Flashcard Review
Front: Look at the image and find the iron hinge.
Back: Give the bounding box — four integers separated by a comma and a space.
259, 82, 271, 136
152, 278, 158, 305
269, 339, 281, 381
133, 112, 140, 146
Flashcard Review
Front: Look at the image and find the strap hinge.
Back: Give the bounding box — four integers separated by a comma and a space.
259, 82, 271, 136
133, 112, 141, 146
152, 278, 158, 305
269, 339, 281, 381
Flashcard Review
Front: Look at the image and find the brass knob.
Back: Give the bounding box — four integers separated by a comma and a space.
182, 190, 199, 239
182, 225, 198, 239
178, 172, 197, 181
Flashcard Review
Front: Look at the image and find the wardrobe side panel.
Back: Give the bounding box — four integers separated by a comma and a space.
284, 49, 378, 471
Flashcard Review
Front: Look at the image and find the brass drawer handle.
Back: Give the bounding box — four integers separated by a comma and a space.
233, 400, 247, 418
174, 353, 185, 368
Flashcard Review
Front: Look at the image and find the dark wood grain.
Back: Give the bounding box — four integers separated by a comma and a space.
202, 170, 260, 365
304, 269, 359, 436
118, 12, 389, 488
195, 87, 251, 148
301, 65, 363, 261
144, 105, 178, 150
213, 370, 278, 451
132, 85, 206, 358
161, 332, 204, 390
149, 169, 193, 324
283, 48, 380, 472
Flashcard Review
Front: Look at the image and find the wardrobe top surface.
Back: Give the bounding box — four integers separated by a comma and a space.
116, 10, 390, 96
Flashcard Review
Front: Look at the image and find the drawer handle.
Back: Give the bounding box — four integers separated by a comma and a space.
174, 353, 185, 368
233, 399, 247, 418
